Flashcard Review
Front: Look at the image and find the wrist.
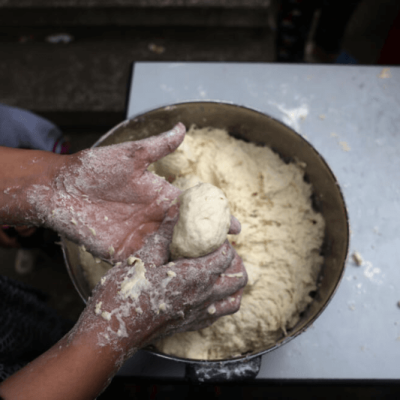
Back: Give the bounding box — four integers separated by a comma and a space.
73, 295, 164, 363
0, 147, 65, 226
25, 151, 66, 227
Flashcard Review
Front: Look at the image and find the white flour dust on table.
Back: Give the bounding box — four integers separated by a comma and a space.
80, 125, 325, 360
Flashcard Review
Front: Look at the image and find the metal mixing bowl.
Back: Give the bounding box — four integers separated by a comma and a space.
62, 101, 349, 381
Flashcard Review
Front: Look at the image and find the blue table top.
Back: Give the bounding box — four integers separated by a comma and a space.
119, 62, 400, 380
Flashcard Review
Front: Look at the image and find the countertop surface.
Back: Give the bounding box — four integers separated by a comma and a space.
118, 62, 400, 380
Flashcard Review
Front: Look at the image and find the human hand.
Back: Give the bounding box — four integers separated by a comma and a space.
73, 239, 247, 360
37, 123, 187, 266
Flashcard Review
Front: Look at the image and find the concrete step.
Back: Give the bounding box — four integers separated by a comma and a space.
0, 0, 271, 8
0, 26, 274, 120
0, 7, 271, 28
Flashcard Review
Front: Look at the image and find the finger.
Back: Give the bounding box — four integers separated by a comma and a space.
187, 288, 244, 331
211, 288, 244, 317
136, 122, 186, 169
131, 193, 181, 266
209, 253, 248, 301
175, 240, 235, 276
228, 215, 241, 235
185, 317, 220, 332
0, 229, 20, 249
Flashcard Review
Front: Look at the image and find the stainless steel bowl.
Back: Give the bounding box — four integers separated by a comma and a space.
62, 101, 349, 381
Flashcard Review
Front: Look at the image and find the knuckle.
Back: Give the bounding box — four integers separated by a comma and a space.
233, 302, 241, 313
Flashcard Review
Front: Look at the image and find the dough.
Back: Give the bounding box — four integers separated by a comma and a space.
152, 133, 197, 180
154, 125, 325, 360
79, 246, 112, 289
170, 182, 231, 260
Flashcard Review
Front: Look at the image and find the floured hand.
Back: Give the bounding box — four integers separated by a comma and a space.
71, 240, 247, 361
34, 123, 186, 265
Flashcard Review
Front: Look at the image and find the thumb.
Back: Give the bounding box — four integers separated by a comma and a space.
138, 122, 186, 168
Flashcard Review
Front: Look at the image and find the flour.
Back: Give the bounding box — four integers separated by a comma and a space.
79, 125, 325, 360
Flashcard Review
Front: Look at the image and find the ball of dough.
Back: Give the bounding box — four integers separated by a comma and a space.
170, 183, 231, 260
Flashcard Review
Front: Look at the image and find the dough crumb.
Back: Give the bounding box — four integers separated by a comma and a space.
339, 141, 351, 152
207, 305, 216, 315
119, 258, 149, 301
104, 216, 109, 221
159, 303, 167, 312
127, 256, 137, 265
379, 68, 391, 79
167, 270, 176, 278
101, 311, 111, 321
95, 302, 102, 315
319, 114, 326, 120
109, 246, 115, 256
352, 251, 363, 266
224, 272, 244, 278
89, 227, 96, 236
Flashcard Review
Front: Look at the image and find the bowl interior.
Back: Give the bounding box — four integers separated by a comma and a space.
63, 101, 349, 362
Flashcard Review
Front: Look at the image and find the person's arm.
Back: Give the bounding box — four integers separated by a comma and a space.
0, 240, 247, 400
0, 146, 63, 226
0, 332, 123, 400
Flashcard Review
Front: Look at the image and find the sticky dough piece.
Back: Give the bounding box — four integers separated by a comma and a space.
170, 183, 230, 260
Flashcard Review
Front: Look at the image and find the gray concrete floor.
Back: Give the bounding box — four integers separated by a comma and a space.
0, 26, 274, 113
0, 247, 84, 322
